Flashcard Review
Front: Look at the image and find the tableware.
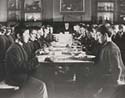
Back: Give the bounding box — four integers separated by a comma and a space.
37, 55, 50, 62
86, 55, 96, 59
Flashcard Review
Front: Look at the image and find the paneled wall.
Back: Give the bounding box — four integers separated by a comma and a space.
0, 0, 7, 22
0, 0, 93, 22
0, 0, 119, 22
43, 0, 53, 21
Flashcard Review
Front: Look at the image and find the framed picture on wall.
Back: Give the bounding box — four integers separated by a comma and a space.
60, 0, 85, 13
8, 0, 21, 10
24, 0, 41, 11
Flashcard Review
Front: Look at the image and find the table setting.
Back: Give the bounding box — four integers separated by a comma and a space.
36, 42, 95, 63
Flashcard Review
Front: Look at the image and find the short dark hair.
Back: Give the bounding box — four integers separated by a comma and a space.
97, 25, 113, 37
14, 24, 28, 38
87, 27, 93, 32
29, 26, 40, 35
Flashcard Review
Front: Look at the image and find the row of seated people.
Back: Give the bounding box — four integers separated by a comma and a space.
0, 23, 125, 72
52, 23, 125, 76
57, 23, 125, 63
1, 22, 125, 57
0, 22, 125, 98
1, 22, 125, 70
0, 24, 52, 98
53, 22, 125, 55
1, 22, 125, 60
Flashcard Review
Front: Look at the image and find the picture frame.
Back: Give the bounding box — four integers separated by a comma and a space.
24, 0, 41, 11
8, 0, 21, 10
60, 0, 85, 13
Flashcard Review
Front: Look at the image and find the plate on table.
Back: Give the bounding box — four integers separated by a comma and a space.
55, 55, 71, 60
71, 54, 87, 60
86, 55, 96, 59
37, 55, 50, 62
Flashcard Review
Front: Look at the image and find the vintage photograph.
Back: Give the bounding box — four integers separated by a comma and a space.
0, 0, 125, 98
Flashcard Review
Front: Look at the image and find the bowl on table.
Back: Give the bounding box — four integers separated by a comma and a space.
86, 55, 96, 61
71, 51, 87, 60
37, 55, 50, 62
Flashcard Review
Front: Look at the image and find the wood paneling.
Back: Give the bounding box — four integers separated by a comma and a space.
0, 0, 7, 22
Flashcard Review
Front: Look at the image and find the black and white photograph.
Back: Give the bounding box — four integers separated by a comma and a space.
0, 0, 125, 98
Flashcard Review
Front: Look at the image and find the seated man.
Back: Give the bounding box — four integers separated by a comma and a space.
61, 22, 73, 34
3, 25, 48, 98
92, 25, 125, 98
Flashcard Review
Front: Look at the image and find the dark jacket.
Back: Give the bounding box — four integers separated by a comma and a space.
0, 35, 8, 81
95, 41, 123, 82
5, 43, 39, 87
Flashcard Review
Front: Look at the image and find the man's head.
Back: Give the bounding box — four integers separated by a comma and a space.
29, 27, 38, 41
80, 25, 86, 37
0, 29, 4, 35
97, 25, 114, 44
15, 25, 30, 43
73, 24, 80, 32
65, 22, 69, 30
6, 27, 12, 36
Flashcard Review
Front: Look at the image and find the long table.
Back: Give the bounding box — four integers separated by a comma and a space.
34, 53, 95, 98
37, 53, 95, 63
35, 53, 95, 81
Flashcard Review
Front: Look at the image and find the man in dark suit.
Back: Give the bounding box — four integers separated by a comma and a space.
60, 22, 73, 34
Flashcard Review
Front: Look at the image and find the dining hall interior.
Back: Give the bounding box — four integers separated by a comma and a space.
0, 0, 125, 98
